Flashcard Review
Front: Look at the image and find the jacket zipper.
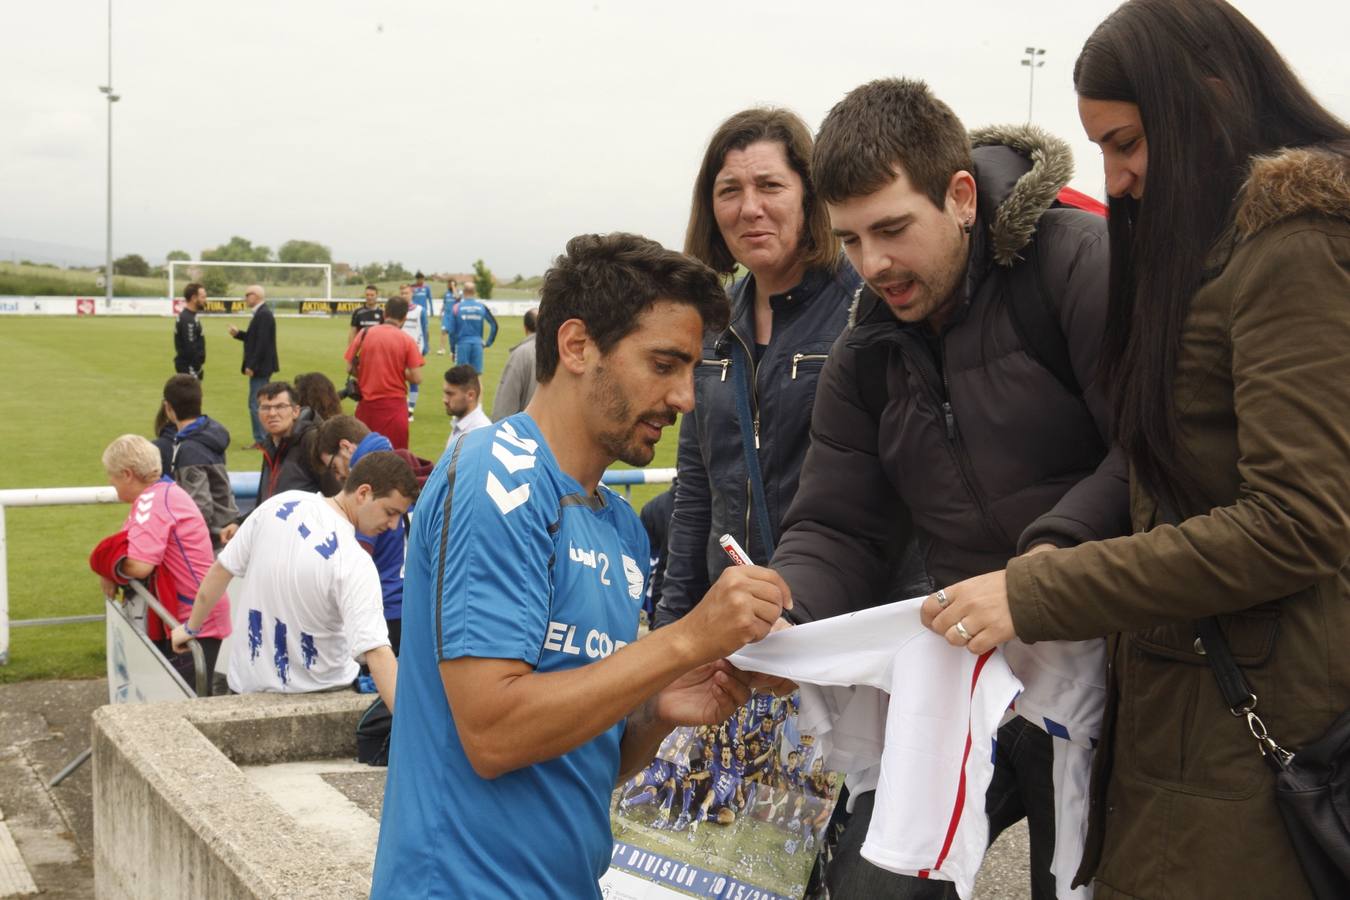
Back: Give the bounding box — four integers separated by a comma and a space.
790, 352, 829, 380
727, 328, 761, 546
701, 358, 731, 382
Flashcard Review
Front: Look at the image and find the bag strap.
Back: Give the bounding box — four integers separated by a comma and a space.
1156, 501, 1293, 765
730, 344, 776, 561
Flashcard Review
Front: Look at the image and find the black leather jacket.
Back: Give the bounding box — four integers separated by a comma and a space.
653, 264, 859, 627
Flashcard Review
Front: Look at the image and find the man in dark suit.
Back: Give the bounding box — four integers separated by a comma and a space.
229, 284, 279, 448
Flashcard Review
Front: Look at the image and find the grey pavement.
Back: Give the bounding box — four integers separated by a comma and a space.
0, 678, 1032, 899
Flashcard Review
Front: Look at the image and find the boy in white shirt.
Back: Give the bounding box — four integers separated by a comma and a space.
171, 451, 417, 712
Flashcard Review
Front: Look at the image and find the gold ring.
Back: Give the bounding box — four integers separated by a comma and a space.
954, 620, 973, 643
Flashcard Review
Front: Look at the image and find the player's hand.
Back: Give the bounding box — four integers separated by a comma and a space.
219, 523, 239, 544
229, 326, 240, 337
170, 624, 192, 654
243, 367, 253, 377
99, 576, 118, 599
922, 570, 1016, 655
679, 565, 791, 662
653, 660, 752, 728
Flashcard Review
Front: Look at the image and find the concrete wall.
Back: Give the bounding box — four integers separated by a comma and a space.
93, 692, 374, 900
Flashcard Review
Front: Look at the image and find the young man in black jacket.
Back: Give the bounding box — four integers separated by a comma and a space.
228, 284, 279, 448
771, 79, 1128, 898
154, 374, 238, 549
173, 282, 207, 378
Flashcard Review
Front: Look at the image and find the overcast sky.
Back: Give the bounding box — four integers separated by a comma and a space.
4, 0, 1346, 276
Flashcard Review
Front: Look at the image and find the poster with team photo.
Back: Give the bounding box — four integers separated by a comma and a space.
602, 691, 841, 900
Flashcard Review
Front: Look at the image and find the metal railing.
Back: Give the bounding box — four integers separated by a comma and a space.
0, 466, 675, 664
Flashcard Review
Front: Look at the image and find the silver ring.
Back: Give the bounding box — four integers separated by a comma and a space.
954, 620, 973, 643
935, 589, 951, 609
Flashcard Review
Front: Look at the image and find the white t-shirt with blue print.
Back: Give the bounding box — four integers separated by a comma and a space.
218, 490, 388, 695
372, 414, 650, 900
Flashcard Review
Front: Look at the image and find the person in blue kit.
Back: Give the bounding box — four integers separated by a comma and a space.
449, 279, 498, 373
371, 232, 795, 900
437, 278, 461, 355
311, 415, 414, 653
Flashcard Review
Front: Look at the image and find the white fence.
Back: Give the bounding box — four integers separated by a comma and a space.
0, 295, 540, 317
0, 467, 675, 665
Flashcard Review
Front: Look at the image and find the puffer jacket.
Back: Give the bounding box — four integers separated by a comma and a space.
1006, 145, 1350, 899
653, 264, 859, 627
154, 416, 238, 541
774, 125, 1130, 621
239, 408, 321, 522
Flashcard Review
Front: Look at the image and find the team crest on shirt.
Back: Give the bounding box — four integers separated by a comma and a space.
621, 554, 643, 601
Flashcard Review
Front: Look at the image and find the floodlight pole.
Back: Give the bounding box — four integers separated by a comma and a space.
100, 0, 120, 307
1021, 46, 1046, 123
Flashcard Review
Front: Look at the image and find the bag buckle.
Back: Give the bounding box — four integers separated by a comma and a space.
1245, 710, 1294, 766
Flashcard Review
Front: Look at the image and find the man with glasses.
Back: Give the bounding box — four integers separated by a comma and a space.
219, 381, 320, 544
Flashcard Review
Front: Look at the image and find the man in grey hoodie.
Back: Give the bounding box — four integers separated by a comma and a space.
154, 374, 238, 549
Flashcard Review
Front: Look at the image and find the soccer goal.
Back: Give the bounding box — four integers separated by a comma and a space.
167, 260, 332, 304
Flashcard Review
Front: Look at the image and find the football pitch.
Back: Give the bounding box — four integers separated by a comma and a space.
0, 313, 674, 682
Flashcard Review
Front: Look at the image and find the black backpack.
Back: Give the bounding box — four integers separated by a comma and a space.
355, 696, 392, 766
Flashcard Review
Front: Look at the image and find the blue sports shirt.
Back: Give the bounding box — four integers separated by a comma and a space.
452, 296, 499, 346
371, 414, 650, 900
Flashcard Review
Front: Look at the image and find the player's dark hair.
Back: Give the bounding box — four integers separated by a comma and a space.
813, 78, 973, 209
685, 107, 838, 275
162, 374, 202, 419
346, 450, 419, 501
183, 282, 204, 303
311, 414, 370, 473
522, 308, 537, 334
535, 233, 730, 383
444, 364, 481, 394
365, 284, 378, 293
256, 381, 297, 405
294, 372, 343, 420
1075, 0, 1350, 507
384, 296, 410, 321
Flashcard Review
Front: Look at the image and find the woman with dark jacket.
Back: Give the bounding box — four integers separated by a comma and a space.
653, 108, 859, 627
926, 2, 1350, 897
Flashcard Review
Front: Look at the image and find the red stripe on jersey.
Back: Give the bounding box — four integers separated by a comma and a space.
918, 649, 994, 880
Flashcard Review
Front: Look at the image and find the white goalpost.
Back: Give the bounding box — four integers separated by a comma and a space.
167, 260, 332, 302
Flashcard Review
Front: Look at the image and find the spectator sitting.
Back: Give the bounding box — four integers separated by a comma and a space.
220, 381, 321, 544
171, 451, 415, 711
294, 371, 344, 421
94, 434, 231, 692
313, 415, 412, 654
152, 374, 238, 550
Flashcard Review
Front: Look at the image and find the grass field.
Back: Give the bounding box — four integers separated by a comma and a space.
0, 261, 537, 301
0, 314, 674, 682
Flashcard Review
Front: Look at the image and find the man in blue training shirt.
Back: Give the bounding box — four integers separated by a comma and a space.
438, 278, 461, 355
372, 233, 793, 899
450, 280, 498, 373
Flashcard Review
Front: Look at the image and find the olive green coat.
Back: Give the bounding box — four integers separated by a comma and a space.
1007, 146, 1350, 900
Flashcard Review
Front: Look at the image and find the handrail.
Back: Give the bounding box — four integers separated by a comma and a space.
124, 579, 207, 698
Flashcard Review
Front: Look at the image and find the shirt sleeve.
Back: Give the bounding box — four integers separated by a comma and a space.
431, 433, 555, 664
125, 488, 169, 566
338, 550, 391, 658
217, 502, 263, 576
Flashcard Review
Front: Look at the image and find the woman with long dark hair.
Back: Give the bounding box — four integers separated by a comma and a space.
924, 1, 1349, 896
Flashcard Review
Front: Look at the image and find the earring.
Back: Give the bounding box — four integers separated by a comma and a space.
962, 216, 974, 235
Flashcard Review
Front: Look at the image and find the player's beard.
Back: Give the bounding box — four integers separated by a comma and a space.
588, 363, 674, 467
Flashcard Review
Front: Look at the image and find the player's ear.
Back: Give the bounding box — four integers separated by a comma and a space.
556, 318, 592, 377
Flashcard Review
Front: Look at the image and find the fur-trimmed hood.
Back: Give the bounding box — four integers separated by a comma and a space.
848, 124, 1075, 327
970, 124, 1075, 266
1235, 144, 1350, 239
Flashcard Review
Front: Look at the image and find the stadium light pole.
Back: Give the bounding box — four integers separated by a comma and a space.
1021, 46, 1046, 123
99, 0, 120, 307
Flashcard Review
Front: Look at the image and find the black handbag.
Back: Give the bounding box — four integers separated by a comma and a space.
1195, 616, 1350, 899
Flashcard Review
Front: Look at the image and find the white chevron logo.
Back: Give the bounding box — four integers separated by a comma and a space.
486, 471, 530, 515
492, 441, 536, 474
497, 421, 538, 454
